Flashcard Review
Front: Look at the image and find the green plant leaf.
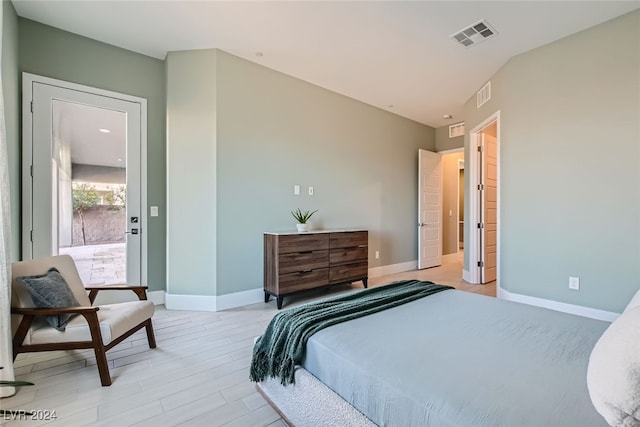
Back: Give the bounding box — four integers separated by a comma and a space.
0, 367, 34, 387
291, 208, 318, 223
0, 380, 34, 387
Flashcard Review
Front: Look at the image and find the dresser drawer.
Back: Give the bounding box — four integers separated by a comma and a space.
329, 246, 368, 265
329, 261, 368, 283
279, 250, 328, 275
279, 268, 329, 293
330, 231, 368, 249
278, 234, 329, 253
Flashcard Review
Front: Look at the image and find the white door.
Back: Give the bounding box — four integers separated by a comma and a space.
480, 129, 498, 283
418, 149, 443, 269
26, 80, 143, 284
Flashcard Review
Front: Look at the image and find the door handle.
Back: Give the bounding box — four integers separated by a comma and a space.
418, 223, 427, 227
125, 228, 140, 235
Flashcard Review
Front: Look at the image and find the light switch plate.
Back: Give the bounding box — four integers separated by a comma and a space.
294, 185, 300, 195
308, 186, 314, 196
150, 206, 159, 217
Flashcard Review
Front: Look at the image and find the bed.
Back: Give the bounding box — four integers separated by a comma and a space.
253, 284, 640, 427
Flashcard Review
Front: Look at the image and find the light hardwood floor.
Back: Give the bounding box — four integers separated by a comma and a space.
1, 252, 494, 427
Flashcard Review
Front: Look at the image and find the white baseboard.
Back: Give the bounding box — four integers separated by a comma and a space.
163, 261, 428, 312
165, 293, 217, 311
368, 261, 417, 278
216, 288, 264, 311
499, 288, 619, 322
164, 288, 264, 311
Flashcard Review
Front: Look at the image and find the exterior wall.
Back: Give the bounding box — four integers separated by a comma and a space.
71, 206, 125, 246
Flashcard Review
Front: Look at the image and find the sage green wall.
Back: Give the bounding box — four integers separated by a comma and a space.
463, 10, 640, 313
216, 51, 435, 295
165, 49, 218, 296
435, 125, 464, 152
18, 19, 167, 290
1, 0, 19, 261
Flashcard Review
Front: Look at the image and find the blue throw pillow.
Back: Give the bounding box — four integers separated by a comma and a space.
17, 267, 81, 331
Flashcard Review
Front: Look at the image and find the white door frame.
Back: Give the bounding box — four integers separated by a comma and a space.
22, 73, 148, 283
467, 110, 500, 288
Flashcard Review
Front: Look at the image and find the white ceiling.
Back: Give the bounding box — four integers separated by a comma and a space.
53, 100, 126, 169
13, 1, 639, 129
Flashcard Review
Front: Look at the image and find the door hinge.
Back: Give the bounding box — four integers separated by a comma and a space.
477, 261, 484, 267
477, 184, 484, 190
30, 101, 34, 113
477, 145, 484, 152
30, 230, 33, 242
477, 223, 484, 229
30, 165, 33, 177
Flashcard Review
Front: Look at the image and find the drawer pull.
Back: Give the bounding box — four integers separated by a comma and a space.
300, 270, 313, 274
298, 251, 313, 254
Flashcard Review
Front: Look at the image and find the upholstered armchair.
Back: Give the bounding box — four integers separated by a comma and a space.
10, 255, 156, 386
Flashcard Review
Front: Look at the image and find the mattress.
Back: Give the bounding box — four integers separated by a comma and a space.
302, 290, 610, 427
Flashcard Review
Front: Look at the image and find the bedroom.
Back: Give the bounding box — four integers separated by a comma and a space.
1, 1, 639, 425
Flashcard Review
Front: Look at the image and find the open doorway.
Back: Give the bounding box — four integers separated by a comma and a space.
441, 150, 465, 256
22, 73, 147, 286
439, 149, 465, 281
53, 100, 128, 285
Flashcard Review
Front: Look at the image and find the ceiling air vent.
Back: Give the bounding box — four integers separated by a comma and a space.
449, 122, 465, 138
477, 81, 491, 109
451, 20, 497, 48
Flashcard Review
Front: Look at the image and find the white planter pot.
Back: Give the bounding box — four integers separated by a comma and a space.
296, 223, 310, 232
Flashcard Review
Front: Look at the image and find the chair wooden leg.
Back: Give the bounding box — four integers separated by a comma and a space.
81, 310, 112, 386
145, 320, 157, 349
93, 346, 112, 386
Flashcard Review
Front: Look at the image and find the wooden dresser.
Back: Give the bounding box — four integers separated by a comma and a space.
264, 230, 368, 309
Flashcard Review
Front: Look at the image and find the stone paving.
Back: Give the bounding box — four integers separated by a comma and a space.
59, 242, 126, 285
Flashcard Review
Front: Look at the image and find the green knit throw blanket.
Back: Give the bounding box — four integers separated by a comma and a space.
250, 280, 453, 386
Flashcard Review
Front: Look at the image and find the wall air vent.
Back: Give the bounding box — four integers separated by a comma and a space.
477, 81, 491, 109
449, 122, 465, 138
451, 20, 497, 48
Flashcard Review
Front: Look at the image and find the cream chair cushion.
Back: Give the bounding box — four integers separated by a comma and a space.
23, 300, 154, 346
12, 255, 92, 307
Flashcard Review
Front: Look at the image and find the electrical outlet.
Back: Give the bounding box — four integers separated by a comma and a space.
569, 276, 580, 290
308, 186, 314, 196
375, 251, 380, 259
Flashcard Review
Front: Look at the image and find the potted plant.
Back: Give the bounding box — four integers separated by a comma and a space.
291, 208, 318, 232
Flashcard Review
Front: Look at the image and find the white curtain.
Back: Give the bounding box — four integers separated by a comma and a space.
0, 0, 17, 398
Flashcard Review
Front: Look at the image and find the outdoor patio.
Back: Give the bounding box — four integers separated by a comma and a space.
59, 242, 126, 285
